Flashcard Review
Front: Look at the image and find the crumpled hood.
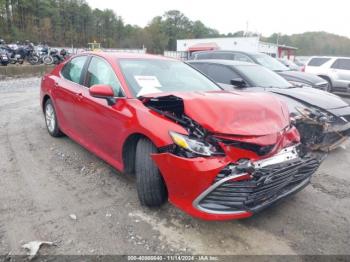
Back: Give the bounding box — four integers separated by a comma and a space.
278, 70, 326, 85
143, 91, 289, 136
269, 86, 349, 110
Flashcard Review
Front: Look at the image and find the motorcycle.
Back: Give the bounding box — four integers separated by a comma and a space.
0, 48, 10, 66
37, 44, 49, 64
3, 42, 40, 65
42, 48, 69, 65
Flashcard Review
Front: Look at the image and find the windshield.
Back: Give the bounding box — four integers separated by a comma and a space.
253, 54, 289, 71
235, 64, 293, 88
119, 59, 221, 97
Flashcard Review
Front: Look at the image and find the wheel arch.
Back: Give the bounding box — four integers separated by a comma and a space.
122, 132, 159, 175
42, 94, 51, 112
318, 74, 332, 84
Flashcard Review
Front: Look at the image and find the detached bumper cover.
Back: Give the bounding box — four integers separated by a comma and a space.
194, 155, 319, 215
152, 146, 322, 220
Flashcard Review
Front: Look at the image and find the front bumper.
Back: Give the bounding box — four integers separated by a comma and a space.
152, 145, 321, 220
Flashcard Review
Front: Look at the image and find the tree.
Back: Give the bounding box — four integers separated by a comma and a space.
145, 16, 168, 53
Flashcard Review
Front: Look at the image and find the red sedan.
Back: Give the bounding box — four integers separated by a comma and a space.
40, 52, 321, 220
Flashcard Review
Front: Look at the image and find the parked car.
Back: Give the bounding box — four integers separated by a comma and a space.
188, 59, 350, 151
278, 58, 301, 71
41, 52, 322, 220
304, 56, 350, 93
192, 51, 329, 91
294, 56, 311, 67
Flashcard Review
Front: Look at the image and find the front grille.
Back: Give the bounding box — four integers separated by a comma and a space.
197, 155, 320, 214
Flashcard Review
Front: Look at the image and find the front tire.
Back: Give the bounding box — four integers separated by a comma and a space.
28, 55, 39, 65
135, 138, 167, 207
320, 76, 333, 92
44, 99, 64, 137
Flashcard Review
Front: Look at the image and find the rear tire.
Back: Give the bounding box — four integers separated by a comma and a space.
135, 138, 167, 207
44, 99, 64, 137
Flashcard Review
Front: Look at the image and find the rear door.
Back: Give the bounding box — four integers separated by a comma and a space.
53, 55, 88, 136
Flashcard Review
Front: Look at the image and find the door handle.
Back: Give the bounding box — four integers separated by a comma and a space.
76, 93, 83, 101
54, 82, 59, 87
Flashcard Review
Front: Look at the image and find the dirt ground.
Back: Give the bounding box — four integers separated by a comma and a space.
0, 77, 350, 256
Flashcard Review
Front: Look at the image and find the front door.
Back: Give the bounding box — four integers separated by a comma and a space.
73, 56, 129, 165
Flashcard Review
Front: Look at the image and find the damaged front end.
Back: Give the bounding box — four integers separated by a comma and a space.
194, 145, 319, 215
291, 106, 350, 152
271, 88, 350, 151
142, 95, 225, 158
141, 93, 323, 220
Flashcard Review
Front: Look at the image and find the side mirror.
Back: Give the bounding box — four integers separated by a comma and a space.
89, 84, 116, 105
230, 78, 247, 88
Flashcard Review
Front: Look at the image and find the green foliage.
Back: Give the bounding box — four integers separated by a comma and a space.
262, 31, 350, 56
1, 1, 350, 55
0, 1, 220, 53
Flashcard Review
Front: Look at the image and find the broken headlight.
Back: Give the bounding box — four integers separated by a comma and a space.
169, 131, 223, 157
294, 106, 335, 123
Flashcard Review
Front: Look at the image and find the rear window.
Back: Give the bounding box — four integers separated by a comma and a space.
61, 56, 87, 84
194, 53, 212, 59
210, 52, 234, 60
307, 58, 331, 66
331, 59, 350, 70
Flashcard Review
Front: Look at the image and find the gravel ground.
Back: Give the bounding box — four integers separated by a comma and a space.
0, 77, 350, 256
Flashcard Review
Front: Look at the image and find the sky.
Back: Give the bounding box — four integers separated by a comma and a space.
86, 0, 350, 38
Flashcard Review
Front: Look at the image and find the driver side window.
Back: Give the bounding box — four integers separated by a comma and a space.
85, 57, 123, 97
207, 64, 239, 85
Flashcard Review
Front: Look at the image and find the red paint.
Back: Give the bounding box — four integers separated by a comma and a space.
142, 91, 290, 136
187, 42, 219, 52
40, 52, 300, 220
89, 84, 114, 98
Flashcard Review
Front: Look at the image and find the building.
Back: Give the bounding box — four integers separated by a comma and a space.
168, 36, 297, 60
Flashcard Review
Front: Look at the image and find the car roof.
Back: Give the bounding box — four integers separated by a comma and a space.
187, 59, 257, 67
80, 51, 177, 61
309, 56, 350, 59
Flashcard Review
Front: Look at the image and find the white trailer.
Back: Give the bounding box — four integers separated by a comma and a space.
174, 37, 279, 59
